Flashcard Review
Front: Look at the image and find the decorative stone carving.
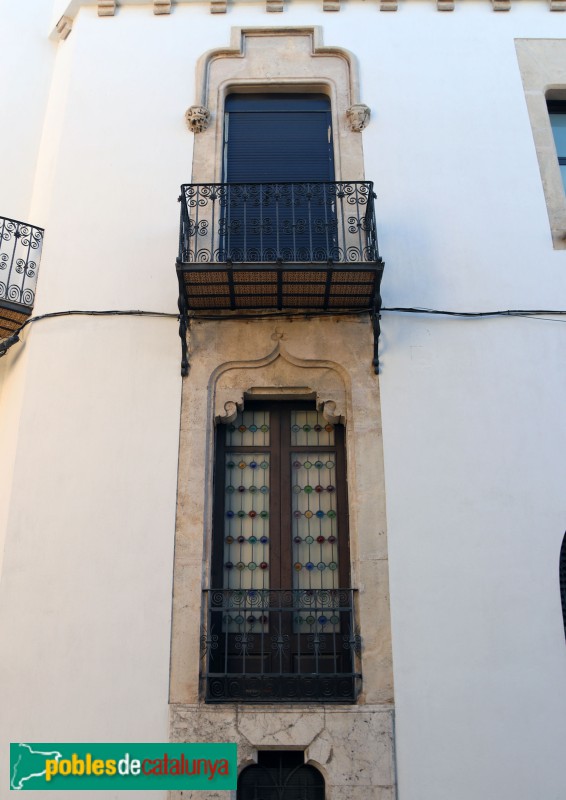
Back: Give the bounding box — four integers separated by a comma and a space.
97, 0, 116, 15
324, 0, 341, 9
212, 336, 348, 426
380, 0, 398, 10
492, 0, 511, 8
550, 0, 566, 9
153, 0, 172, 12
185, 105, 211, 134
210, 0, 227, 12
437, 0, 455, 9
347, 104, 370, 132
55, 15, 73, 39
266, 0, 284, 10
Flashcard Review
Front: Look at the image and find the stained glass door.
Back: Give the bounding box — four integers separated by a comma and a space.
209, 402, 354, 695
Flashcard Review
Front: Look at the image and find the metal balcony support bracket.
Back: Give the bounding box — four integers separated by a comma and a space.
371, 291, 382, 375
177, 270, 190, 376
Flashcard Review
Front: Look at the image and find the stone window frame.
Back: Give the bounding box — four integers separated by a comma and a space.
515, 39, 566, 250
185, 26, 372, 184
169, 29, 393, 715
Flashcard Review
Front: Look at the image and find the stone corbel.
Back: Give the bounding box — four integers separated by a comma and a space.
346, 104, 370, 132
185, 105, 211, 133
380, 0, 398, 10
210, 0, 227, 12
491, 0, 511, 9
550, 0, 566, 9
266, 0, 284, 10
323, 0, 341, 10
215, 399, 244, 425
55, 15, 73, 39
98, 1, 116, 15
437, 0, 454, 9
154, 0, 172, 12
318, 400, 344, 426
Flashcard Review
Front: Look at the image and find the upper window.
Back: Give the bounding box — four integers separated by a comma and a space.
548, 101, 566, 195
202, 401, 361, 703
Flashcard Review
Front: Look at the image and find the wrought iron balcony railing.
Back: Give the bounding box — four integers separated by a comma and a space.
0, 216, 44, 338
175, 181, 384, 375
201, 588, 361, 704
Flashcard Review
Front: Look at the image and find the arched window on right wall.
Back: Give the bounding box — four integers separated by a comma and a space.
560, 532, 566, 640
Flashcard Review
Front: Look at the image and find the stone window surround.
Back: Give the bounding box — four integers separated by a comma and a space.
168, 29, 394, 798
169, 325, 393, 706
170, 24, 392, 703
169, 321, 395, 799
515, 39, 566, 250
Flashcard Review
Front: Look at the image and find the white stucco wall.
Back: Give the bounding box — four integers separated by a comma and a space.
1, 2, 566, 799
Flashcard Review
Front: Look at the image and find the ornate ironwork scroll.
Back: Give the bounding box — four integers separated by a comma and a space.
0, 216, 44, 338
202, 588, 361, 703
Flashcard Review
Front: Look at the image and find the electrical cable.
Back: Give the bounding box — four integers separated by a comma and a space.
2, 305, 566, 357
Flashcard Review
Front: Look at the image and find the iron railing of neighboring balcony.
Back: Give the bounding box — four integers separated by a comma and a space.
201, 588, 361, 703
0, 216, 44, 337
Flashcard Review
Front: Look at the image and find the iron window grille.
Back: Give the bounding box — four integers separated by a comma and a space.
237, 751, 325, 800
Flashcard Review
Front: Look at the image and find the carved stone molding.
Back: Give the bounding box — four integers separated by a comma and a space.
380, 0, 398, 10
97, 0, 116, 15
550, 0, 566, 9
55, 15, 73, 39
323, 0, 341, 9
154, 0, 172, 12
492, 0, 511, 9
191, 27, 368, 182
346, 104, 370, 132
437, 0, 455, 9
210, 0, 227, 12
185, 105, 211, 133
266, 0, 284, 10
212, 337, 348, 426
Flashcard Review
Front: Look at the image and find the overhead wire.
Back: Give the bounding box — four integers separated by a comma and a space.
3, 304, 566, 344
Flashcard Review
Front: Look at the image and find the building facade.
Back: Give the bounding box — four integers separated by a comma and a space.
1, 1, 566, 799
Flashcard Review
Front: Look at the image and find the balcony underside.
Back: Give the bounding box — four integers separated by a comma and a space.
178, 262, 383, 312
0, 299, 31, 337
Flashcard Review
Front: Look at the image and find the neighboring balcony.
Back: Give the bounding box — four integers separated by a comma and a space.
0, 216, 44, 338
201, 588, 361, 704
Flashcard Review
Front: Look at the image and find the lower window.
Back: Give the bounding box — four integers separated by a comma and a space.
202, 401, 361, 703
238, 752, 325, 800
